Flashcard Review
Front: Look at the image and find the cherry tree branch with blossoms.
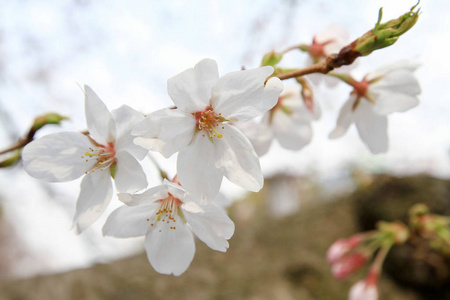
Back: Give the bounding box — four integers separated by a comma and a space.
0, 2, 426, 298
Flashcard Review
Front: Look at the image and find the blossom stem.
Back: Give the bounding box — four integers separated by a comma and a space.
0, 139, 28, 156
280, 44, 307, 54
370, 242, 393, 275
326, 72, 357, 86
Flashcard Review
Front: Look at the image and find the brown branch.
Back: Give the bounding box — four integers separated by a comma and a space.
275, 54, 340, 81
0, 140, 28, 156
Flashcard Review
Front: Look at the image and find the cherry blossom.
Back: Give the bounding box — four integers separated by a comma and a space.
22, 85, 148, 233
240, 86, 320, 156
103, 180, 234, 276
329, 60, 420, 154
306, 25, 352, 87
133, 59, 283, 200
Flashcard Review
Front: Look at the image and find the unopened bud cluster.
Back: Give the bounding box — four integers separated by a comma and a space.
327, 220, 410, 299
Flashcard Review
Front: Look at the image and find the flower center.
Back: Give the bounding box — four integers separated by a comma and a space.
147, 193, 183, 230
309, 37, 334, 62
81, 142, 117, 174
194, 106, 226, 139
350, 78, 375, 110
351, 79, 370, 99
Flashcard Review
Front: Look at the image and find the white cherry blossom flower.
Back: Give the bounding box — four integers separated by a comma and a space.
240, 86, 320, 156
133, 59, 283, 200
103, 180, 235, 276
22, 85, 148, 233
329, 60, 421, 154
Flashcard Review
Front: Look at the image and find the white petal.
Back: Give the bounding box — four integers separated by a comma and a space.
212, 192, 233, 208
132, 108, 196, 158
22, 132, 94, 182
165, 181, 189, 200
84, 85, 116, 145
211, 67, 283, 122
167, 59, 219, 113
103, 203, 158, 238
72, 171, 113, 234
111, 105, 148, 160
315, 24, 349, 54
214, 125, 263, 192
177, 132, 223, 201
370, 69, 421, 96
370, 89, 420, 115
144, 221, 195, 276
181, 200, 205, 214
118, 184, 169, 206
354, 100, 388, 154
329, 96, 356, 139
284, 92, 321, 121
273, 109, 312, 150
184, 203, 234, 252
306, 72, 322, 86
114, 151, 148, 193
236, 117, 273, 157
366, 60, 420, 82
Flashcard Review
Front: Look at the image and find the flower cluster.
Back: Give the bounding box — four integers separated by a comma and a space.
14, 4, 422, 282
22, 59, 283, 275
327, 221, 409, 300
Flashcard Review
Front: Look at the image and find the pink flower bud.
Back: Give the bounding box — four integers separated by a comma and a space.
348, 279, 378, 300
327, 239, 352, 264
327, 235, 364, 264
332, 253, 368, 279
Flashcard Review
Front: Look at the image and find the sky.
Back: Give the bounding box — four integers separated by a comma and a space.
0, 0, 449, 278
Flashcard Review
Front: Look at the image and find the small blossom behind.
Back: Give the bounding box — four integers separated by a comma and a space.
329, 60, 421, 154
239, 85, 319, 157
304, 24, 352, 87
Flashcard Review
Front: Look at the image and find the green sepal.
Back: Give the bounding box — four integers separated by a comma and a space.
0, 150, 21, 168
354, 2, 420, 56
31, 113, 68, 132
110, 163, 117, 179
261, 51, 283, 67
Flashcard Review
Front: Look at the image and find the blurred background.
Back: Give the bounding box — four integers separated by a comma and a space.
0, 0, 449, 298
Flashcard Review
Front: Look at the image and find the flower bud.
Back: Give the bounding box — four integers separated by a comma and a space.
296, 77, 315, 114
332, 253, 368, 279
327, 235, 363, 264
31, 113, 68, 132
335, 3, 420, 66
349, 279, 378, 300
0, 150, 21, 168
261, 51, 283, 67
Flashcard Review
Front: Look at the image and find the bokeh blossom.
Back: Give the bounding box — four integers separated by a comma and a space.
329, 60, 420, 153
